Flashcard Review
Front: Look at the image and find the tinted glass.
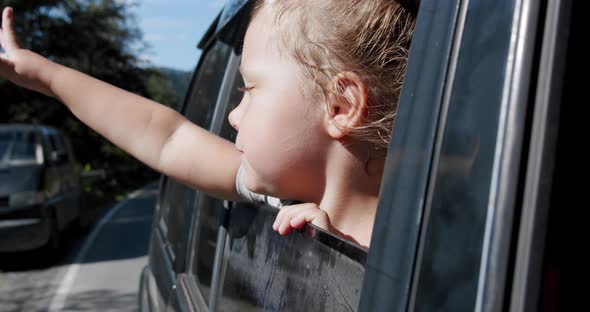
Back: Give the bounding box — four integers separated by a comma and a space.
413, 0, 515, 310
0, 130, 37, 164
183, 42, 232, 126
48, 134, 62, 152
218, 62, 243, 142
159, 180, 197, 271
157, 40, 232, 272
189, 59, 242, 303
190, 195, 224, 304
218, 203, 367, 311
55, 134, 71, 161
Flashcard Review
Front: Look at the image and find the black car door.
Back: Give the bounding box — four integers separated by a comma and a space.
362, 0, 588, 311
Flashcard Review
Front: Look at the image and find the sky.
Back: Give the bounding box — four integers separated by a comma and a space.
132, 0, 225, 71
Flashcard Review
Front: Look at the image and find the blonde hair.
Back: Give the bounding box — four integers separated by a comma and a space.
252, 0, 416, 155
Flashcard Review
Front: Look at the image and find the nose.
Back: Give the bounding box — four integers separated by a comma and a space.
228, 99, 245, 131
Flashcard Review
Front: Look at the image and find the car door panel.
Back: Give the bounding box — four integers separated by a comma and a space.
216, 202, 367, 312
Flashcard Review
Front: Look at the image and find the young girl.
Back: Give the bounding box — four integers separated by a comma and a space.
0, 0, 416, 248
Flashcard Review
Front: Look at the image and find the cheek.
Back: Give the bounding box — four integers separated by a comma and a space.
238, 95, 327, 191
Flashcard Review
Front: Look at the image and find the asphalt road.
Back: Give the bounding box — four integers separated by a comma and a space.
0, 184, 157, 312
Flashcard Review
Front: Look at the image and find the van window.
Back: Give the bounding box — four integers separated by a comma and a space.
50, 134, 71, 162
218, 203, 367, 311
157, 40, 233, 272
188, 55, 242, 303
0, 130, 38, 164
158, 180, 197, 271
411, 1, 516, 310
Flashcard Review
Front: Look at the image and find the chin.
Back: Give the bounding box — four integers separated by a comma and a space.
244, 169, 270, 193
244, 170, 287, 198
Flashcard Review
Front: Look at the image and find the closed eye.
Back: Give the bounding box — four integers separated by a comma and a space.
238, 86, 254, 92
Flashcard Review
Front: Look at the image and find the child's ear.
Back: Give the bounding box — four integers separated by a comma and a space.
325, 72, 368, 139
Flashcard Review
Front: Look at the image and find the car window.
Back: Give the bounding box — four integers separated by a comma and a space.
187, 54, 242, 304
410, 1, 517, 310
45, 133, 71, 164
62, 135, 76, 162
55, 134, 71, 162
218, 203, 367, 311
182, 42, 232, 126
48, 134, 66, 153
157, 40, 233, 272
158, 180, 197, 272
0, 130, 38, 164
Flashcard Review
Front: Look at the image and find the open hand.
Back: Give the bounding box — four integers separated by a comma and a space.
272, 203, 335, 236
0, 7, 57, 97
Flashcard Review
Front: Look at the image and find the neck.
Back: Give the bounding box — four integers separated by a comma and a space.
316, 143, 384, 248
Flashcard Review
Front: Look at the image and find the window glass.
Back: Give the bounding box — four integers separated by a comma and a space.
48, 134, 66, 154
183, 42, 232, 126
55, 134, 71, 162
189, 60, 242, 303
159, 180, 197, 271
157, 40, 233, 272
189, 195, 224, 304
218, 203, 367, 311
412, 1, 515, 310
0, 130, 37, 164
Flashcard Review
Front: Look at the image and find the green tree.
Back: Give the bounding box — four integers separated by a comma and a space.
0, 0, 180, 202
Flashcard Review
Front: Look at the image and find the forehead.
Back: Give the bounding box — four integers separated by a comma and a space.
241, 6, 281, 70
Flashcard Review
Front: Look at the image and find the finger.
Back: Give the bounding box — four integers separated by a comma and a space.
276, 206, 302, 234
307, 210, 330, 229
280, 205, 319, 234
278, 213, 300, 235
273, 204, 300, 230
287, 205, 317, 226
273, 208, 286, 230
289, 215, 307, 229
1, 7, 19, 51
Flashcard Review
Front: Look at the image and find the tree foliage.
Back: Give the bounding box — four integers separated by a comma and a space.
0, 0, 181, 197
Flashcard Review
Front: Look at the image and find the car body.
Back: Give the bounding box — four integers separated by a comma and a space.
139, 0, 587, 311
0, 124, 81, 252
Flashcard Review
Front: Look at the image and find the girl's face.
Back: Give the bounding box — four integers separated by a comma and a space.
228, 7, 330, 201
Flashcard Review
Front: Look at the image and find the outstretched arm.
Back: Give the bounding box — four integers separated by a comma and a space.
0, 7, 241, 200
